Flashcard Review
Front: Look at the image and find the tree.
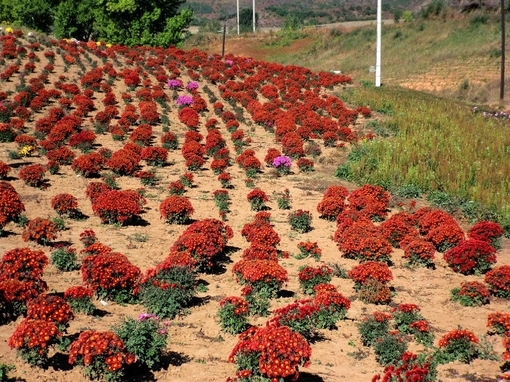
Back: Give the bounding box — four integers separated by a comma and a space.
93, 0, 193, 46
393, 9, 403, 23
283, 13, 302, 31
11, 0, 58, 33
402, 10, 414, 22
239, 8, 257, 33
0, 0, 15, 23
53, 0, 98, 40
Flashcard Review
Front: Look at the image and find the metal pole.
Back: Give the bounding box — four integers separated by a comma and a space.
375, 0, 382, 87
501, 0, 505, 100
237, 0, 239, 35
253, 0, 256, 33
222, 24, 226, 58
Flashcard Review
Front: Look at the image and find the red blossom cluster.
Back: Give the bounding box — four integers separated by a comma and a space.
50, 193, 78, 216
438, 329, 479, 347
69, 330, 135, 372
81, 252, 141, 301
485, 265, 510, 298
159, 195, 194, 224
91, 189, 145, 225
347, 184, 390, 221
26, 294, 74, 329
22, 218, 58, 245
18, 164, 46, 187
228, 325, 311, 381
335, 219, 393, 263
468, 221, 504, 249
0, 181, 25, 230
348, 261, 393, 289
169, 219, 233, 270
71, 152, 105, 177
443, 239, 497, 274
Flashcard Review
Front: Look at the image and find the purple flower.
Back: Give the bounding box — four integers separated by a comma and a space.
186, 81, 199, 90
225, 59, 233, 66
176, 94, 194, 107
273, 155, 292, 168
167, 79, 183, 89
138, 313, 159, 321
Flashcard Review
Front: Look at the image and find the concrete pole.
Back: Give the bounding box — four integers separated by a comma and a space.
237, 0, 240, 35
253, 0, 256, 33
375, 0, 382, 87
501, 0, 505, 100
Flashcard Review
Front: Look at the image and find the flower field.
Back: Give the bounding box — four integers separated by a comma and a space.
0, 30, 509, 382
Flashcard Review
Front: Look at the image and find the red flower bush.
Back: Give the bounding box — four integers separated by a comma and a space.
64, 285, 95, 315
217, 296, 250, 335
485, 265, 510, 299
233, 259, 288, 292
71, 152, 105, 177
161, 132, 178, 150
426, 222, 465, 253
0, 161, 11, 179
140, 146, 168, 167
130, 124, 153, 146
468, 221, 504, 250
335, 220, 393, 263
46, 146, 75, 165
347, 184, 390, 221
241, 215, 281, 248
437, 329, 479, 363
160, 195, 194, 224
170, 219, 234, 270
26, 294, 74, 330
92, 190, 145, 225
451, 281, 490, 307
228, 325, 311, 381
85, 182, 112, 203
0, 181, 25, 231
380, 212, 419, 248
487, 312, 510, 335
317, 196, 345, 221
297, 241, 322, 261
68, 130, 96, 152
444, 239, 497, 274
298, 265, 333, 295
348, 261, 393, 290
8, 319, 60, 366
247, 188, 269, 211
402, 238, 436, 268
106, 149, 140, 175
372, 352, 436, 382
51, 193, 79, 217
296, 157, 314, 172
22, 218, 58, 245
264, 148, 281, 167
69, 331, 136, 380
19, 164, 46, 187
178, 107, 200, 128
81, 252, 141, 303
281, 132, 304, 158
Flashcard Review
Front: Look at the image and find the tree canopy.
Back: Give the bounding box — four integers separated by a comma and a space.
1, 0, 193, 47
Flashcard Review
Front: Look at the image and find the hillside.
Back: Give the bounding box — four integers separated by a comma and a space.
186, 0, 430, 27
185, 12, 509, 109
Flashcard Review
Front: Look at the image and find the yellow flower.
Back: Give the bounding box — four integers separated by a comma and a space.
96, 41, 101, 46
5, 27, 13, 34
18, 145, 33, 157
106, 43, 112, 48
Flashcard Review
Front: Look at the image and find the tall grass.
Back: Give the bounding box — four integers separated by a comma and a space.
337, 86, 510, 230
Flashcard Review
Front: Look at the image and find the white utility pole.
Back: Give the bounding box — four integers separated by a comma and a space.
253, 0, 256, 32
375, 0, 382, 87
237, 0, 240, 35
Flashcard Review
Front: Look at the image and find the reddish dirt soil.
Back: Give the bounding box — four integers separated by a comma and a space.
0, 33, 508, 382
